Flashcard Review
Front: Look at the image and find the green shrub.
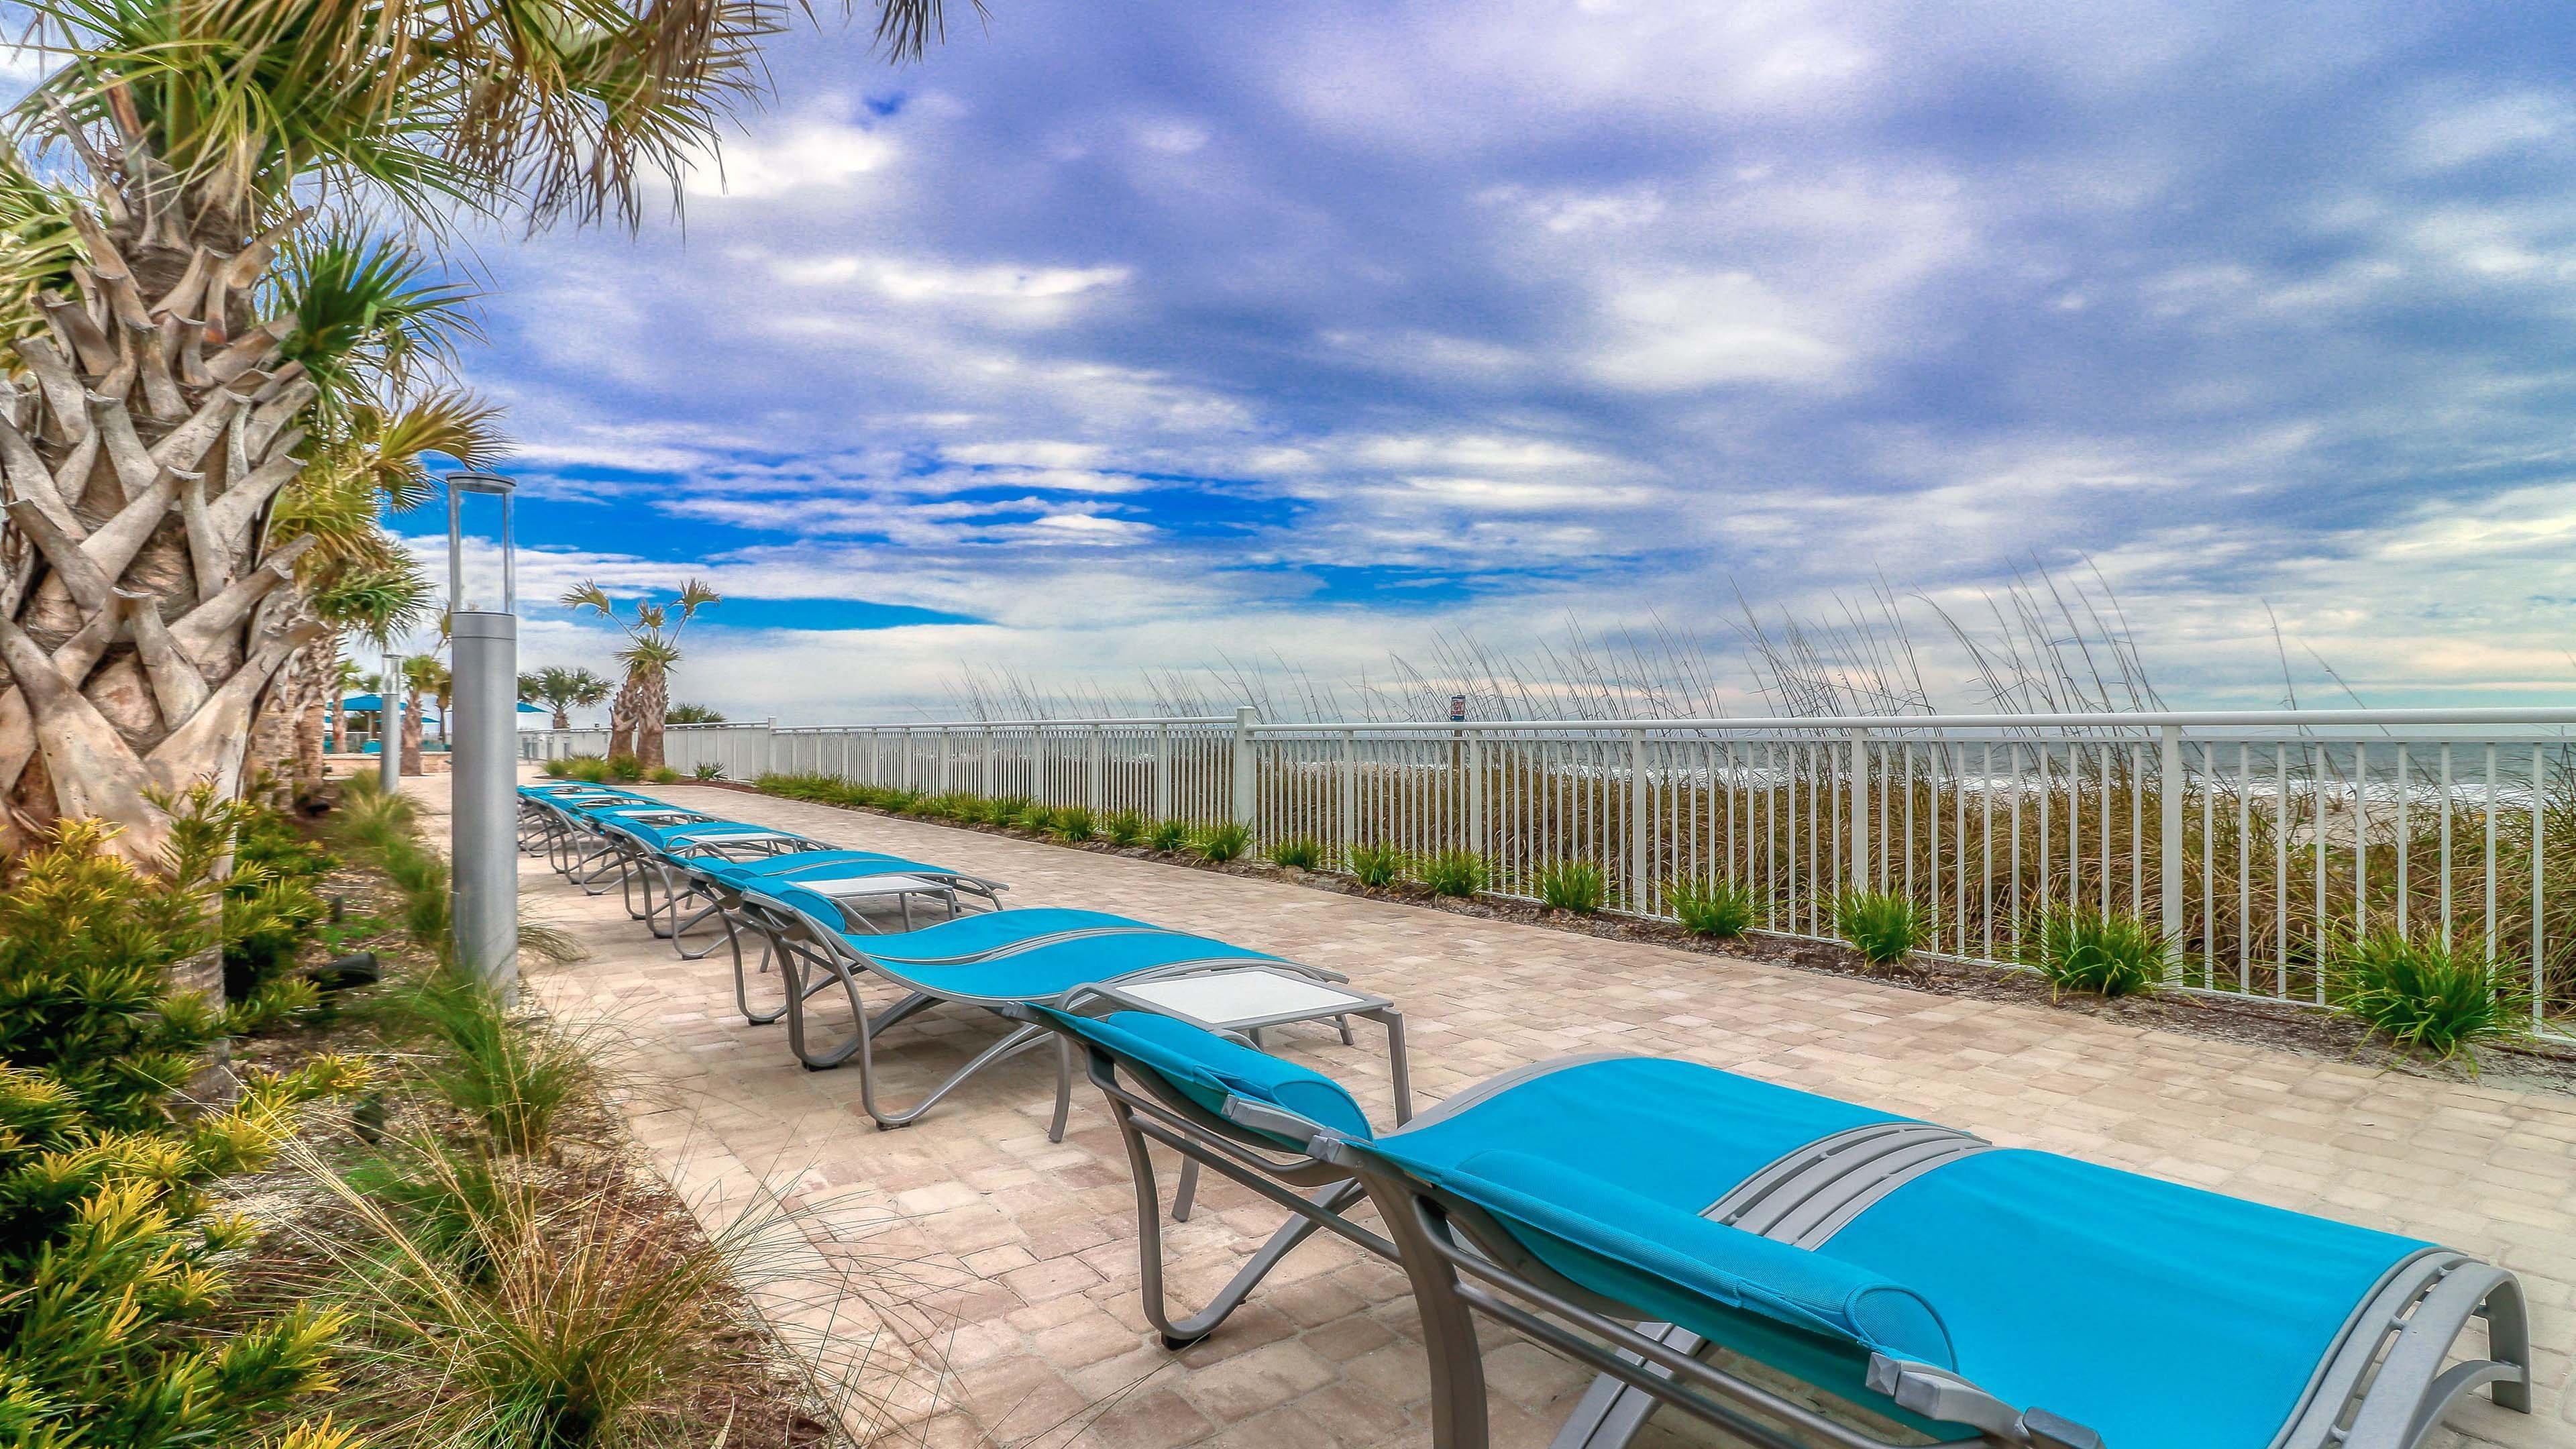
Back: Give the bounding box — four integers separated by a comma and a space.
1267, 834, 1323, 869
1835, 890, 1930, 969
1536, 860, 1606, 913
542, 756, 574, 778
2019, 907, 2166, 998
2328, 930, 2530, 1063
1419, 849, 1489, 898
1051, 805, 1097, 842
1191, 821, 1252, 863
1144, 818, 1189, 853
988, 794, 1035, 828
0, 806, 368, 1448
645, 765, 683, 784
604, 753, 645, 782
878, 788, 923, 815
1667, 879, 1757, 939
690, 763, 725, 782
1102, 810, 1147, 847
557, 754, 612, 783
1347, 842, 1407, 888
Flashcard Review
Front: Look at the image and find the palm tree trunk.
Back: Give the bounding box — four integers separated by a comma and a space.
291, 645, 327, 794
400, 686, 425, 776
635, 671, 670, 769
607, 681, 639, 760
0, 205, 324, 865
551, 704, 570, 729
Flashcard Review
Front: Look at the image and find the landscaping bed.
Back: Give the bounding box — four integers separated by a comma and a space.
0, 778, 842, 1448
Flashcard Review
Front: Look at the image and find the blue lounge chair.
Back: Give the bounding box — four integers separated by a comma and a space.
665, 847, 1013, 1000
735, 891, 1350, 1138
1025, 1007, 2533, 1449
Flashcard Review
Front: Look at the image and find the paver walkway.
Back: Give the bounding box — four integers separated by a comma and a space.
447, 773, 2575, 1448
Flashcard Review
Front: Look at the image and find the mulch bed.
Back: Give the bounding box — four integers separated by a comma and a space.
700, 782, 2576, 1095
225, 794, 843, 1448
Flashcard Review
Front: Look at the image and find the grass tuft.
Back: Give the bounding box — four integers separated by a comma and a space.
1835, 890, 1929, 969
2019, 908, 2165, 998
1190, 821, 1251, 863
1346, 842, 1407, 888
1536, 860, 1606, 914
1267, 835, 1323, 869
2328, 930, 2530, 1063
1102, 810, 1146, 847
1418, 849, 1488, 898
1049, 806, 1096, 843
1144, 819, 1189, 853
1667, 879, 1757, 938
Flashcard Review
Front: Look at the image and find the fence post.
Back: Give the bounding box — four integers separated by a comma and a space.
1340, 729, 1358, 849
1849, 729, 1870, 892
1629, 729, 1650, 914
753, 718, 776, 780
1089, 725, 1106, 811
2159, 723, 2184, 978
1155, 724, 1172, 818
982, 725, 996, 796
1466, 730, 1486, 857
899, 728, 913, 791
1230, 706, 1258, 828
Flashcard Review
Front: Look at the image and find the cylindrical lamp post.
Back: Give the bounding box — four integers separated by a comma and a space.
379, 652, 405, 795
446, 471, 520, 996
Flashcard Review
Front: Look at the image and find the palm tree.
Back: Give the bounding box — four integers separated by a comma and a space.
666, 702, 727, 724
563, 580, 720, 768
519, 665, 612, 730
0, 0, 955, 866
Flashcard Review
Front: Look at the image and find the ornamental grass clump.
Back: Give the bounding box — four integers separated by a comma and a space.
1267, 834, 1323, 869
1051, 805, 1097, 843
1835, 890, 1930, 971
1346, 842, 1407, 888
2019, 907, 2167, 999
1102, 810, 1147, 847
1191, 821, 1252, 863
1144, 819, 1190, 853
1418, 849, 1489, 898
1666, 879, 1757, 939
2328, 930, 2530, 1064
1536, 860, 1606, 914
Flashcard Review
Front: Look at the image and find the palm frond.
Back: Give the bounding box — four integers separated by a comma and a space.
272, 228, 482, 402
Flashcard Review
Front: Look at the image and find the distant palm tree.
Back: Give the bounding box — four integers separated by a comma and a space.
563, 581, 720, 768
665, 703, 727, 724
400, 655, 449, 776
519, 665, 614, 730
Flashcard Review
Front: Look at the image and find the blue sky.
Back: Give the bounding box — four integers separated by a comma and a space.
415, 1, 2576, 721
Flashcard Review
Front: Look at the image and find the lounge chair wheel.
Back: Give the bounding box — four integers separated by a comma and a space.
1159, 1332, 1207, 1351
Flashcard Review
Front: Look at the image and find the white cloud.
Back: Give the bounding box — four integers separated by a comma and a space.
1585, 272, 1846, 390
684, 115, 898, 199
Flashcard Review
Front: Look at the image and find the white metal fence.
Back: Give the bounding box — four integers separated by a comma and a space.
523, 706, 2576, 1032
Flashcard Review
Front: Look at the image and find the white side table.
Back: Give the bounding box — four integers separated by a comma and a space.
1091, 966, 1412, 1222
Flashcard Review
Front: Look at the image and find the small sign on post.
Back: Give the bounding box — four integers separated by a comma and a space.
1449, 695, 1467, 722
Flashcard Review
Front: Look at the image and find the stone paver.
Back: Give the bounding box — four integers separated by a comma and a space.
441, 774, 2575, 1447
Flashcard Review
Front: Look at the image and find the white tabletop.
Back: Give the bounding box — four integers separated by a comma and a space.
793, 873, 950, 896
1114, 968, 1375, 1027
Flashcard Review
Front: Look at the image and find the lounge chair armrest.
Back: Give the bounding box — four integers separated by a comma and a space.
1864, 1356, 2101, 1449
1220, 1095, 1326, 1147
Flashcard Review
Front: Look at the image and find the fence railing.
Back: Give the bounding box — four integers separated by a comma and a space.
523, 706, 2576, 1033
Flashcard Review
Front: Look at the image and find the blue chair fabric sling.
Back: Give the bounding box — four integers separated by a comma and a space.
1027, 1006, 2533, 1449
735, 890, 1354, 1138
